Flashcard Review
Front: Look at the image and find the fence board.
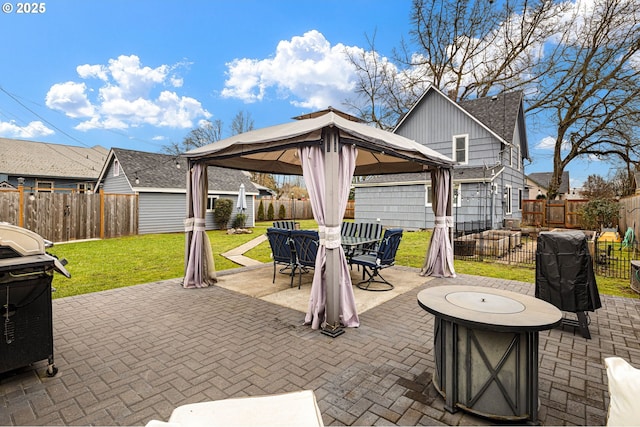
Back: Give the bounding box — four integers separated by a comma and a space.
0, 189, 137, 242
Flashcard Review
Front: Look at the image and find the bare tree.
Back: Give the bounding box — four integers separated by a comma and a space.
404, 0, 560, 100
527, 0, 640, 199
581, 174, 617, 200
346, 0, 562, 129
163, 119, 223, 155
230, 110, 254, 135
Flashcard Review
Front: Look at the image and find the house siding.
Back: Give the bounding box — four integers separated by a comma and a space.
102, 162, 134, 194
356, 185, 432, 230
138, 193, 255, 234
139, 193, 186, 234
356, 89, 526, 231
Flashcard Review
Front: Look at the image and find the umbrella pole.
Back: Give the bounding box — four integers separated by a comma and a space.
322, 128, 344, 337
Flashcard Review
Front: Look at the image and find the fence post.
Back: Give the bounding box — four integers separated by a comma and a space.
17, 182, 24, 228
100, 188, 105, 239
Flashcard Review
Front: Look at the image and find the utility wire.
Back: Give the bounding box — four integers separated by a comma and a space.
0, 85, 91, 148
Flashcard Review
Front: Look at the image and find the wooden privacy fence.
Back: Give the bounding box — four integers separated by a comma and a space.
0, 186, 138, 242
256, 197, 355, 220
521, 199, 587, 228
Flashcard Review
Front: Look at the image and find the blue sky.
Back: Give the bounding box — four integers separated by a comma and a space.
0, 0, 610, 187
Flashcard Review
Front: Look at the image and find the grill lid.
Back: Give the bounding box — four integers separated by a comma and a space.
0, 223, 70, 278
0, 223, 45, 257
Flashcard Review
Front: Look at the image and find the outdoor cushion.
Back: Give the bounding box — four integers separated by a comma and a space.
145, 390, 323, 427
605, 357, 640, 426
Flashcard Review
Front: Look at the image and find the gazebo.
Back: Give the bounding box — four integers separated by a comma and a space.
182, 110, 456, 337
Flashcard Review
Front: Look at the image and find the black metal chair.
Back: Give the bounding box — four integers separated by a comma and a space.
350, 228, 403, 291
289, 230, 320, 289
266, 227, 295, 287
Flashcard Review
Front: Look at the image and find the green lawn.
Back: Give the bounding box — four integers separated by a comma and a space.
47, 220, 637, 299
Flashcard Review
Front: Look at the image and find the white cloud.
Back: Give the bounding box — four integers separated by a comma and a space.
536, 135, 572, 151
0, 120, 54, 138
46, 55, 210, 131
222, 30, 359, 109
536, 136, 557, 149
45, 81, 95, 118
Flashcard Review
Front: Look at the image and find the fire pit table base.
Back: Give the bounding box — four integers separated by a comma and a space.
418, 286, 561, 424
433, 317, 540, 422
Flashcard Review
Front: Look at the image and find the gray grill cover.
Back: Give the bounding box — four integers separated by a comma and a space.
535, 231, 601, 312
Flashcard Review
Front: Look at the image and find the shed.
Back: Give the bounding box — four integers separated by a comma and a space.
97, 148, 258, 234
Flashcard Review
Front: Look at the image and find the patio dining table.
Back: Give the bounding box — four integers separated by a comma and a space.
341, 235, 379, 261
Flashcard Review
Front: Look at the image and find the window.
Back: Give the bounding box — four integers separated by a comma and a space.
36, 180, 53, 192
518, 188, 523, 211
77, 182, 94, 193
510, 146, 514, 167
517, 146, 521, 171
424, 185, 432, 207
453, 135, 468, 164
206, 195, 218, 212
113, 160, 120, 176
453, 185, 462, 207
505, 185, 512, 214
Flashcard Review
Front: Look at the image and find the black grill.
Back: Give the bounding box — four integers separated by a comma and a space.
535, 230, 601, 339
0, 224, 69, 377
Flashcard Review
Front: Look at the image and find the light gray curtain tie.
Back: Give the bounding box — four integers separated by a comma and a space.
193, 218, 206, 232
434, 216, 454, 228
184, 217, 194, 232
325, 226, 341, 249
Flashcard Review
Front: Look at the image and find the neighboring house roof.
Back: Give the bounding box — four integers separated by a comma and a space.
527, 171, 570, 194
97, 148, 258, 194
0, 137, 107, 179
355, 166, 504, 187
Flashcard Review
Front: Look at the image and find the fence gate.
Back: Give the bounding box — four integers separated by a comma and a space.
546, 201, 566, 229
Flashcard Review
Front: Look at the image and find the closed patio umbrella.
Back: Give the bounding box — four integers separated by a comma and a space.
183, 110, 456, 335
236, 183, 247, 212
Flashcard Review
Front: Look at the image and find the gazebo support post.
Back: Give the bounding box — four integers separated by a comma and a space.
321, 127, 344, 338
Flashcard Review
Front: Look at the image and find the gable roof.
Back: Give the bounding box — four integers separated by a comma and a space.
98, 148, 258, 193
458, 91, 525, 147
393, 86, 529, 158
0, 137, 107, 179
527, 171, 570, 194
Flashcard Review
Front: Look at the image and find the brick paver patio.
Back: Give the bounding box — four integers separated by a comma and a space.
1, 267, 639, 426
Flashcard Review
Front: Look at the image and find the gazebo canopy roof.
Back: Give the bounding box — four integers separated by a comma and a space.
183, 112, 455, 175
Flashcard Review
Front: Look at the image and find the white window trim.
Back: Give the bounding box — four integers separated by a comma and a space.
206, 195, 219, 212
453, 134, 469, 165
505, 185, 513, 214
36, 180, 54, 192
424, 184, 432, 207
518, 188, 523, 211
113, 160, 120, 176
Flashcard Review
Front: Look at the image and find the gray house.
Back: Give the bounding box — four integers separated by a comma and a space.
526, 172, 570, 200
97, 148, 258, 234
0, 137, 107, 192
354, 86, 529, 231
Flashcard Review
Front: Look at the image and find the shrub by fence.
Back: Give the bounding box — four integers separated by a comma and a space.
257, 197, 354, 220
0, 187, 137, 242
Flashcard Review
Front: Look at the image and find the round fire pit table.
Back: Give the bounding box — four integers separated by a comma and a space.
418, 285, 562, 424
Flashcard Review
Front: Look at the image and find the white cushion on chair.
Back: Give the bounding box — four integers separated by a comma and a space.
147, 390, 323, 427
605, 357, 640, 426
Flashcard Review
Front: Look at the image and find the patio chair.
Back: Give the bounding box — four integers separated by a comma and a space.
266, 227, 295, 287
350, 228, 403, 291
356, 222, 383, 254
272, 220, 297, 230
290, 230, 320, 289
